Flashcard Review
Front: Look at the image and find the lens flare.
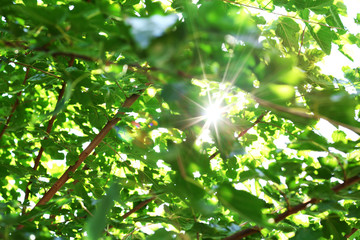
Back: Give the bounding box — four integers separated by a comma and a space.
204, 103, 222, 124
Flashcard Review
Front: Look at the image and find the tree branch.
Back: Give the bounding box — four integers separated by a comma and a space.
22, 56, 74, 214
237, 111, 268, 138
120, 197, 156, 220
222, 227, 262, 240
223, 175, 360, 239
34, 93, 143, 208
0, 68, 30, 141
298, 26, 307, 56
345, 228, 358, 238
22, 81, 67, 214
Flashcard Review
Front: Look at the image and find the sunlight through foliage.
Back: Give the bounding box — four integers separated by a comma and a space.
1, 0, 360, 239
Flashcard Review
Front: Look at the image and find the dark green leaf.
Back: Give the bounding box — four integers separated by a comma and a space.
217, 183, 266, 225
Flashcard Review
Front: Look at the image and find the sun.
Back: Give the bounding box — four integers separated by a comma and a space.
204, 103, 223, 125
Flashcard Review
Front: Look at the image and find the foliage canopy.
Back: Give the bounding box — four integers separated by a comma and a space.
1, 0, 360, 239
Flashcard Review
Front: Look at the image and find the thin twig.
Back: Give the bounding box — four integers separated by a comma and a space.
298, 26, 306, 56
0, 68, 30, 140
9, 61, 61, 79
237, 111, 268, 138
22, 57, 73, 214
32, 90, 145, 209
122, 227, 140, 240
193, 214, 200, 240
120, 197, 157, 220
22, 82, 67, 214
328, 152, 347, 181
276, 186, 291, 210
78, 199, 93, 216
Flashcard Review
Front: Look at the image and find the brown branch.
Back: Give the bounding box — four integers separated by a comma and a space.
209, 151, 219, 161
331, 176, 360, 193
274, 198, 318, 223
22, 81, 67, 214
298, 26, 306, 56
120, 196, 156, 220
345, 228, 358, 238
34, 93, 142, 207
223, 175, 360, 239
1, 40, 27, 48
0, 68, 30, 141
193, 214, 200, 240
16, 93, 143, 228
22, 56, 74, 214
222, 227, 262, 240
237, 111, 268, 138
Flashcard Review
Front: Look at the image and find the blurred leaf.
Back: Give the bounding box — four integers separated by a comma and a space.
86, 182, 121, 240
291, 228, 322, 240
147, 228, 177, 240
126, 14, 178, 48
321, 213, 350, 240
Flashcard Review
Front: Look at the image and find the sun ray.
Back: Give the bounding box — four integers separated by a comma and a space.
184, 1, 208, 81
180, 1, 256, 147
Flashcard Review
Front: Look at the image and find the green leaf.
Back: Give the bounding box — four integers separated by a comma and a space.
356, 14, 360, 24
306, 24, 334, 55
306, 89, 359, 127
332, 130, 347, 143
347, 205, 360, 218
291, 228, 322, 240
308, 183, 334, 199
321, 213, 350, 240
86, 182, 122, 240
294, 0, 333, 11
147, 228, 177, 240
326, 6, 345, 29
275, 17, 300, 51
217, 183, 266, 225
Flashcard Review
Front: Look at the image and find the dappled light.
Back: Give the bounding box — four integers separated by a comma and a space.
1, 0, 360, 239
